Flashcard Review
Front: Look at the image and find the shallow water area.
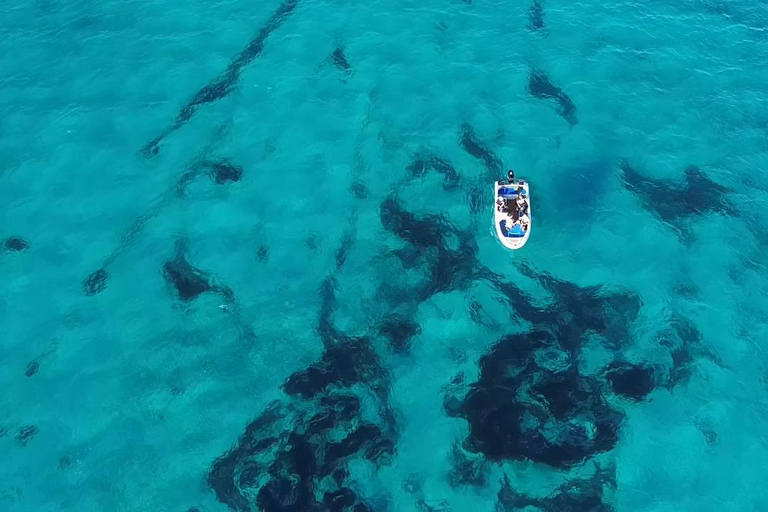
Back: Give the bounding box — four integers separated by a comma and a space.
2, 0, 768, 510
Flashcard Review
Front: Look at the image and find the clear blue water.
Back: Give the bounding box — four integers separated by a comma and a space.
2, 0, 768, 510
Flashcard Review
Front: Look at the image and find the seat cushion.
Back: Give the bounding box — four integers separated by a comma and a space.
498, 186, 527, 199
499, 219, 526, 238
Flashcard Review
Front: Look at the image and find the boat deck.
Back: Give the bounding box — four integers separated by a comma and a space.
494, 181, 531, 250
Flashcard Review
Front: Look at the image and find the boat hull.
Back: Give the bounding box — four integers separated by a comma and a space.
494, 181, 531, 250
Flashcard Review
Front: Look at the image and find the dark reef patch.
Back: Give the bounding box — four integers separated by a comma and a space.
335, 229, 356, 270
379, 197, 443, 251
528, 69, 578, 126
468, 299, 500, 330
257, 245, 270, 262
466, 186, 485, 215
23, 343, 58, 379
4, 236, 30, 252
350, 182, 368, 199
528, 0, 545, 31
163, 245, 213, 301
317, 276, 344, 345
209, 160, 244, 184
282, 337, 382, 399
331, 46, 352, 74
141, 0, 300, 157
379, 197, 478, 301
604, 362, 656, 401
619, 161, 735, 240
208, 261, 398, 512
460, 330, 624, 468
448, 442, 488, 488
162, 240, 233, 302
85, 150, 243, 296
442, 373, 466, 418
209, 340, 392, 509
673, 279, 699, 298
659, 312, 707, 389
208, 404, 284, 512
380, 315, 421, 353
698, 422, 718, 446
497, 463, 616, 511
83, 268, 109, 295
85, 150, 243, 295
24, 360, 40, 377
458, 123, 503, 180
408, 155, 461, 190
429, 156, 461, 191
305, 234, 320, 252
453, 262, 645, 469
487, 261, 643, 352
16, 425, 38, 447
175, 158, 245, 195
175, 169, 200, 196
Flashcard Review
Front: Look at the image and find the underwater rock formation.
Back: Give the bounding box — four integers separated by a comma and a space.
331, 46, 352, 74
162, 240, 234, 302
460, 330, 624, 468
497, 463, 616, 511
604, 362, 656, 401
142, 0, 300, 156
528, 69, 578, 126
379, 197, 479, 301
282, 337, 383, 399
208, 270, 397, 512
162, 247, 214, 301
208, 389, 391, 511
486, 261, 642, 352
335, 229, 356, 270
620, 161, 735, 243
83, 268, 109, 295
4, 236, 29, 252
350, 182, 368, 199
16, 425, 38, 447
448, 442, 489, 488
209, 160, 244, 184
24, 360, 39, 377
379, 315, 421, 354
408, 155, 461, 191
458, 124, 503, 179
528, 0, 545, 31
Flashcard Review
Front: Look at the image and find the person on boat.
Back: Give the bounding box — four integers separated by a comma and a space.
520, 213, 530, 232
517, 194, 528, 215
510, 201, 520, 222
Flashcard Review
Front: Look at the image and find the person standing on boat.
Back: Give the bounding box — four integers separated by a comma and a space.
521, 214, 530, 232
517, 193, 528, 216
498, 170, 515, 186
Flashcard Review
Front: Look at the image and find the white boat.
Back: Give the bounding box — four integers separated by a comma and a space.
494, 178, 531, 250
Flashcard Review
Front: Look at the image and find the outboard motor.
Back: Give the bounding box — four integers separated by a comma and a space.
507, 170, 515, 184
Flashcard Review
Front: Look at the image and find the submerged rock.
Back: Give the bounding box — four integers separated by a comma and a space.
604, 362, 656, 401
4, 237, 30, 252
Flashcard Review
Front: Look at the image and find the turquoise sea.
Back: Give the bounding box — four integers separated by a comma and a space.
3, 0, 768, 510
